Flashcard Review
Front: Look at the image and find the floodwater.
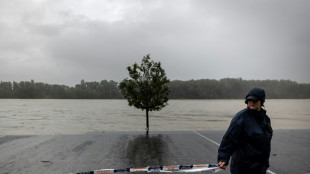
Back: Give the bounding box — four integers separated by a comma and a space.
0, 99, 309, 135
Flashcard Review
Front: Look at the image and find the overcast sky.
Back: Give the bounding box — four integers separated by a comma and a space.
1, 0, 309, 86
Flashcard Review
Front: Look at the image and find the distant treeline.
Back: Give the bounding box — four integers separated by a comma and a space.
0, 80, 121, 99
169, 78, 310, 99
0, 78, 309, 99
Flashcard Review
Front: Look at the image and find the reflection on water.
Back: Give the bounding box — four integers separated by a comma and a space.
0, 99, 309, 135
125, 135, 167, 167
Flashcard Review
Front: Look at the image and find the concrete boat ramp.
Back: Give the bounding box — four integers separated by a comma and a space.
0, 130, 309, 174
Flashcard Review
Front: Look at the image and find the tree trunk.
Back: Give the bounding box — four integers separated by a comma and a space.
146, 108, 149, 137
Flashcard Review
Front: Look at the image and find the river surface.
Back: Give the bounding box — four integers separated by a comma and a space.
0, 99, 309, 135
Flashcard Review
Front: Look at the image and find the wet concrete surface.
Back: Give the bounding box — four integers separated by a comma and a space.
0, 130, 309, 174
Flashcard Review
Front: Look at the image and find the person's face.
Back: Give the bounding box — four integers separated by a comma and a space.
247, 100, 261, 111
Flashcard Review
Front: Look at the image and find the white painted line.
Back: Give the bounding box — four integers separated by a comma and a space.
192, 131, 220, 146
192, 131, 277, 174
267, 170, 277, 174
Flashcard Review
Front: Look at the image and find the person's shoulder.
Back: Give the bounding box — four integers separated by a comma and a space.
232, 108, 248, 123
262, 109, 271, 121
235, 108, 249, 118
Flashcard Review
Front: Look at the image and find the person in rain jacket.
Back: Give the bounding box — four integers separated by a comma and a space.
218, 87, 273, 174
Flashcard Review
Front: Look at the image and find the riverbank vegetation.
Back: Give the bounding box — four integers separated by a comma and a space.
0, 78, 309, 99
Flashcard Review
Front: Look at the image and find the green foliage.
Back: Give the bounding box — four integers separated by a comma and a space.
119, 54, 170, 111
0, 80, 122, 99
168, 78, 310, 99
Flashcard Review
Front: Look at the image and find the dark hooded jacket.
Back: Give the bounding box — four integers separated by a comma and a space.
218, 88, 273, 174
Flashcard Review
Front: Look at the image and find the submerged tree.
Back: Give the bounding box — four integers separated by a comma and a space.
119, 54, 170, 135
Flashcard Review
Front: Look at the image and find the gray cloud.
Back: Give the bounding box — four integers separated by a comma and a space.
0, 0, 309, 86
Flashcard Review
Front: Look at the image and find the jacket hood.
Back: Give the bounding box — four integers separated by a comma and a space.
245, 87, 266, 104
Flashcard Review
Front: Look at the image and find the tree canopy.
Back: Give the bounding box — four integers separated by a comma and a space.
119, 54, 170, 111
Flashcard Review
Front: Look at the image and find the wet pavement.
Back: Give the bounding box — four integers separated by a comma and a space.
0, 130, 309, 174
